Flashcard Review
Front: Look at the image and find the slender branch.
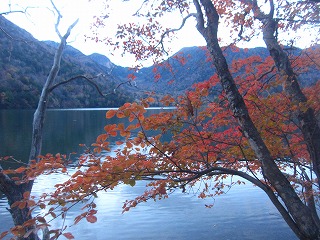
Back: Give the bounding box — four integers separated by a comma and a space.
49, 75, 105, 96
268, 0, 275, 18
49, 74, 135, 97
173, 164, 302, 237
50, 0, 62, 39
0, 5, 36, 16
304, 51, 320, 69
156, 13, 197, 54
133, 0, 149, 16
0, 10, 26, 15
276, 17, 320, 24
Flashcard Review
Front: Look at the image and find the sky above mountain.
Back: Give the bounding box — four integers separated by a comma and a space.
1, 0, 208, 67
2, 0, 313, 67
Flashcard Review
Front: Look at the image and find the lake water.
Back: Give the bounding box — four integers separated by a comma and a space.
0, 109, 297, 239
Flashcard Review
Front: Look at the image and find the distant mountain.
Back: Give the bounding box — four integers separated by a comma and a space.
127, 45, 315, 96
89, 53, 114, 71
0, 16, 134, 109
0, 16, 318, 109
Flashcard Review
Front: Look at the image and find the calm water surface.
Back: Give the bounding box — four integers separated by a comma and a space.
0, 109, 297, 239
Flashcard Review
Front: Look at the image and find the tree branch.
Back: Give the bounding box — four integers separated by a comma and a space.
49, 75, 105, 97
50, 0, 62, 39
0, 5, 36, 16
49, 74, 136, 97
156, 13, 197, 54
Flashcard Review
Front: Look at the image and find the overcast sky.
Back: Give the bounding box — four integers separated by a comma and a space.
3, 0, 312, 67
1, 0, 209, 67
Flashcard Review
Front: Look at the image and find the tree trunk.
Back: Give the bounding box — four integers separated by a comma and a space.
194, 0, 320, 238
7, 185, 40, 240
261, 16, 320, 188
0, 17, 77, 239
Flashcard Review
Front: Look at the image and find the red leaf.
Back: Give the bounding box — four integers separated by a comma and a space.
0, 231, 8, 239
106, 110, 117, 119
18, 201, 27, 209
63, 232, 75, 239
86, 215, 97, 223
23, 191, 30, 199
15, 166, 26, 174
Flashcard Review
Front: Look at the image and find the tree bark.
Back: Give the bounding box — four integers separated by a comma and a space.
193, 0, 320, 239
0, 17, 78, 239
261, 14, 320, 188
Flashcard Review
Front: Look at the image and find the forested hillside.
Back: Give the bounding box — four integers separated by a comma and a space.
0, 16, 134, 109
0, 16, 318, 109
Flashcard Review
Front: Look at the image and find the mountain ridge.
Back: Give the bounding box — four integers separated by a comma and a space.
0, 16, 135, 109
0, 15, 318, 109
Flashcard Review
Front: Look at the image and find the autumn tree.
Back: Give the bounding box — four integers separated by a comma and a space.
1, 0, 320, 240
60, 0, 318, 239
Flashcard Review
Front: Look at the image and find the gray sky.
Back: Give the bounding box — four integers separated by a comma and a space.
3, 0, 313, 67
2, 0, 208, 67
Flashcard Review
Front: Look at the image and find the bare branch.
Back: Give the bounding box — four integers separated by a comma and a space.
133, 0, 149, 16
63, 18, 79, 39
49, 75, 105, 96
156, 13, 197, 54
50, 0, 62, 39
0, 5, 37, 16
49, 0, 79, 40
49, 74, 135, 97
1, 10, 26, 15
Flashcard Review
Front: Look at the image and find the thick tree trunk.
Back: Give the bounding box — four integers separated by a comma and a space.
7, 186, 40, 240
261, 17, 320, 188
0, 168, 39, 240
194, 0, 320, 239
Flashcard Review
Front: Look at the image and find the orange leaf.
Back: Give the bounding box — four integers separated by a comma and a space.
11, 201, 20, 208
106, 110, 117, 119
18, 201, 27, 209
147, 97, 155, 103
23, 191, 30, 199
126, 141, 133, 148
116, 111, 125, 118
37, 217, 47, 223
63, 232, 75, 239
0, 231, 8, 239
123, 102, 131, 108
15, 167, 26, 174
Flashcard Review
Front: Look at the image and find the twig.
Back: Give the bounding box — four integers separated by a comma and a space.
156, 13, 197, 55
49, 74, 136, 97
50, 0, 63, 39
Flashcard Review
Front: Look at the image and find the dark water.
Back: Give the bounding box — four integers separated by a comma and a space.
0, 109, 297, 239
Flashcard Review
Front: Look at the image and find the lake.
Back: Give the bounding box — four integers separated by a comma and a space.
0, 109, 297, 239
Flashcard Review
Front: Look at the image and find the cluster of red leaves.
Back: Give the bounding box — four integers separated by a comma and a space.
43, 50, 317, 220
2, 153, 70, 184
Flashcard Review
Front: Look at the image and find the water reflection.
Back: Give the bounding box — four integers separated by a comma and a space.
0, 109, 297, 239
